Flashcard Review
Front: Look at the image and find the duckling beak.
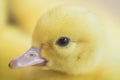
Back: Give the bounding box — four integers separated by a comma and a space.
9, 47, 47, 69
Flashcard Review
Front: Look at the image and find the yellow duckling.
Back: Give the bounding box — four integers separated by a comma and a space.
8, 0, 67, 35
0, 0, 31, 79
0, 25, 31, 80
9, 5, 120, 80
0, 0, 6, 27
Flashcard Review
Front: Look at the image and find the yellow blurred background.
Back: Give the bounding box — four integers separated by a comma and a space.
0, 0, 119, 80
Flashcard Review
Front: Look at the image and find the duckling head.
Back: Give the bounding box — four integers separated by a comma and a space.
9, 5, 105, 75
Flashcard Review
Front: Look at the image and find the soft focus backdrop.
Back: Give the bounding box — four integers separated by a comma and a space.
0, 0, 119, 80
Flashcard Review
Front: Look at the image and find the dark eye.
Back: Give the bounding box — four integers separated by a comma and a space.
56, 37, 70, 47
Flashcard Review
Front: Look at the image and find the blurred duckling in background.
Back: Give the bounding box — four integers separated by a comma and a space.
8, 0, 68, 35
0, 0, 31, 79
0, 25, 31, 80
0, 0, 6, 27
9, 5, 120, 80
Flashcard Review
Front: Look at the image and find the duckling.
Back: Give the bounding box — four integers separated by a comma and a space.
0, 0, 6, 27
0, 25, 31, 80
8, 0, 67, 35
9, 5, 120, 80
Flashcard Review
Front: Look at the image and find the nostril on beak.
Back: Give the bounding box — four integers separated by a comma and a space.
8, 63, 11, 68
8, 62, 14, 69
29, 53, 36, 57
30, 54, 34, 56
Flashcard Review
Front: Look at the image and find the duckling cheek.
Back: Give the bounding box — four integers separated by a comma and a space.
9, 47, 47, 69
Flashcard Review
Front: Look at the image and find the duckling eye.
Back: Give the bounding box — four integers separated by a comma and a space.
56, 37, 70, 47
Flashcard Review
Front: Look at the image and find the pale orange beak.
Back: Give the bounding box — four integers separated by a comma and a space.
9, 47, 47, 69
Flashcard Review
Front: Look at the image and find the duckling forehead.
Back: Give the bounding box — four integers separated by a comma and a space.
33, 6, 103, 44
33, 20, 101, 46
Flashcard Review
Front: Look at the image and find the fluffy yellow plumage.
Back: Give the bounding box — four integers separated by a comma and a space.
0, 25, 31, 80
8, 0, 67, 35
9, 5, 120, 80
0, 0, 6, 27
